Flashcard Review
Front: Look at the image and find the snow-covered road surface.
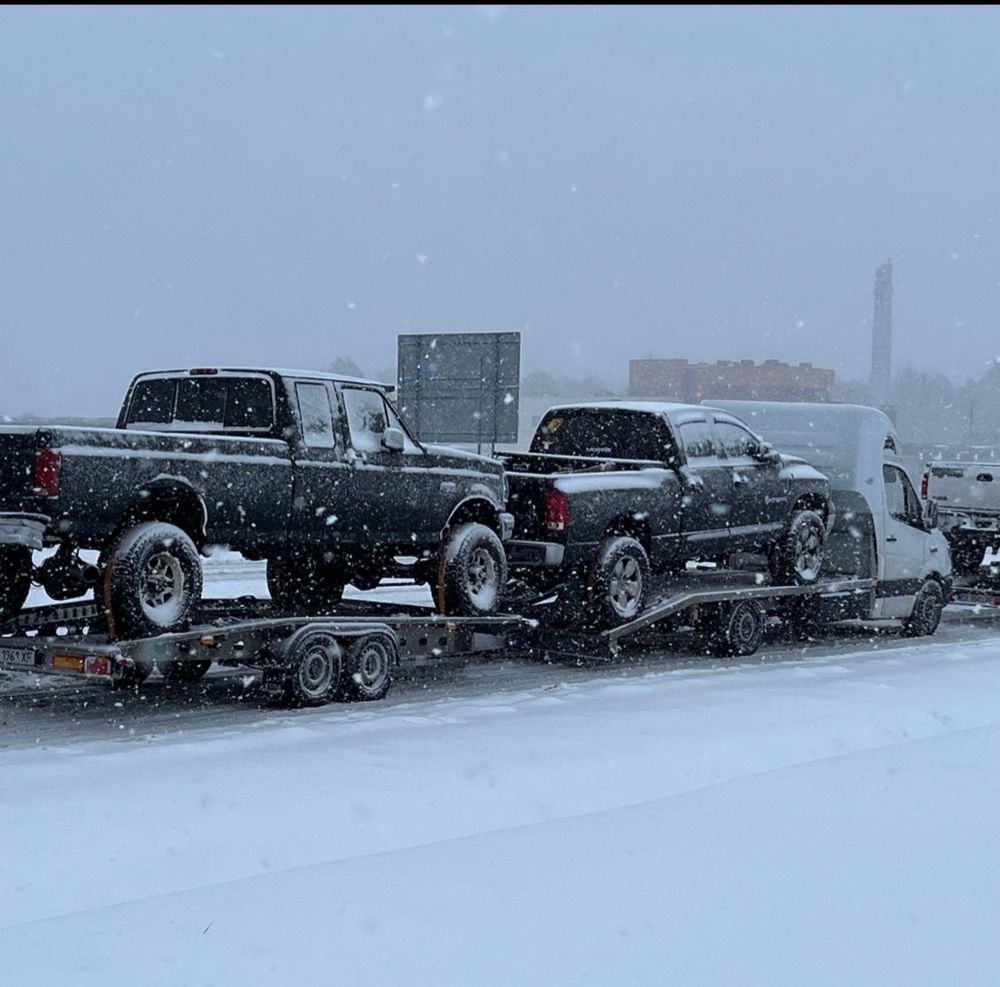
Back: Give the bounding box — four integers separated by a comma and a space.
3, 556, 1000, 984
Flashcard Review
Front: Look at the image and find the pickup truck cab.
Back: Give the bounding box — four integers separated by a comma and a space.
0, 368, 512, 645
500, 401, 832, 626
920, 461, 1000, 575
708, 400, 951, 635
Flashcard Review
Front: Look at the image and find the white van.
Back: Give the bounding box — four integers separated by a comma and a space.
704, 400, 951, 635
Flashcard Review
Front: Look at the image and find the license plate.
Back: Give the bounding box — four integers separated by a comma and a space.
0, 646, 37, 670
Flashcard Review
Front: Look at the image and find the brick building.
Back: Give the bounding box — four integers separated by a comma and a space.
628, 358, 835, 403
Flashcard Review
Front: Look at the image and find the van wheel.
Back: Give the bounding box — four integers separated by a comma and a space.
0, 546, 32, 623
769, 509, 825, 585
590, 536, 651, 628
104, 522, 203, 640
437, 523, 507, 616
267, 554, 345, 612
902, 579, 944, 637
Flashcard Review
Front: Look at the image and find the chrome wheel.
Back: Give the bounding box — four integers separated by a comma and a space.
140, 551, 186, 623
608, 555, 643, 618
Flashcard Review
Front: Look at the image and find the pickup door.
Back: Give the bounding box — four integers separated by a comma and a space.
671, 415, 734, 561
709, 412, 788, 547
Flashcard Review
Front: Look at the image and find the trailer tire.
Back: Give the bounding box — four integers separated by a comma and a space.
158, 658, 213, 683
281, 630, 343, 707
267, 554, 345, 612
339, 632, 395, 702
104, 522, 202, 640
590, 536, 651, 628
902, 579, 944, 638
437, 523, 507, 616
0, 546, 32, 623
769, 509, 825, 585
705, 599, 766, 656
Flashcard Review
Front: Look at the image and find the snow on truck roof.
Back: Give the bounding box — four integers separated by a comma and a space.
131, 368, 394, 389
541, 400, 713, 419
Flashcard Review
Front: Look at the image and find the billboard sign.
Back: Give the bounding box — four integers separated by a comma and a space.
397, 331, 521, 447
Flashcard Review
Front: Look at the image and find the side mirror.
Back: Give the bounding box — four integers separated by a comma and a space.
381, 426, 405, 453
755, 442, 780, 464
924, 499, 939, 530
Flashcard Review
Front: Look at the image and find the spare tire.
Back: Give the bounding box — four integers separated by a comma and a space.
103, 522, 203, 640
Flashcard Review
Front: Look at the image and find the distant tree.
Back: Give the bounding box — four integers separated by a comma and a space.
325, 357, 367, 378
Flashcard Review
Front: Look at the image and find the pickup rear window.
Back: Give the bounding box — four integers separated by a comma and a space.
531, 409, 674, 462
125, 376, 275, 432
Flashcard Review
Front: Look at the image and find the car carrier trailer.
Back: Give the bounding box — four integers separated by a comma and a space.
0, 570, 881, 708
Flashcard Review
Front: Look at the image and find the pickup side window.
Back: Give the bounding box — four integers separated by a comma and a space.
884, 464, 923, 526
678, 420, 719, 464
296, 382, 338, 450
342, 387, 418, 454
714, 420, 763, 460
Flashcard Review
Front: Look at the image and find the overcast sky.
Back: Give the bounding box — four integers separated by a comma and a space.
2, 4, 999, 416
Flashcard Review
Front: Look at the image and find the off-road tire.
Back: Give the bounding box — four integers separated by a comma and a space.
0, 546, 32, 623
436, 523, 507, 616
103, 522, 203, 640
267, 554, 345, 612
902, 579, 944, 638
338, 632, 395, 702
589, 535, 651, 629
769, 509, 826, 586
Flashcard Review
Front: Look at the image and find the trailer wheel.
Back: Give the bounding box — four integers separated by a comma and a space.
901, 579, 944, 638
769, 509, 825, 585
339, 632, 396, 702
437, 523, 507, 616
267, 554, 345, 612
0, 546, 32, 623
281, 630, 343, 707
705, 600, 766, 657
590, 536, 651, 628
158, 658, 213, 683
104, 522, 203, 640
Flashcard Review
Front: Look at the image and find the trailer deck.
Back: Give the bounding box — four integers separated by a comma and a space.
0, 571, 880, 706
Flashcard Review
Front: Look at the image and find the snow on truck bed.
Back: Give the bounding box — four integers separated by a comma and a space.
2, 559, 1000, 984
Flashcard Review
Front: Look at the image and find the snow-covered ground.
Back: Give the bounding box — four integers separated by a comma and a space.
3, 556, 1000, 984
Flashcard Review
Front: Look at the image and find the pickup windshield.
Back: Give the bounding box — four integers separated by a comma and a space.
125, 375, 275, 433
531, 409, 673, 462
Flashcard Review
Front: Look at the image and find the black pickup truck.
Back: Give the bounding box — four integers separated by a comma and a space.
500, 401, 832, 626
0, 368, 512, 639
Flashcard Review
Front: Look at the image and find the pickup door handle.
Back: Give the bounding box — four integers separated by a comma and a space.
886, 535, 898, 542
733, 473, 747, 485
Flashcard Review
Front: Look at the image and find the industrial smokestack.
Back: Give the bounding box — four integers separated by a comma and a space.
870, 259, 893, 407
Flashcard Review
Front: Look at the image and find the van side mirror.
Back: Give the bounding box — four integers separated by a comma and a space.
924, 499, 939, 530
381, 426, 405, 452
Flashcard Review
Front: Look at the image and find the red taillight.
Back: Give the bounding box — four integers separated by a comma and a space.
920, 471, 929, 500
34, 449, 61, 498
544, 489, 569, 533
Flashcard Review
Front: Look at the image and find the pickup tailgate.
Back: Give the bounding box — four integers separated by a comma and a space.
499, 451, 658, 541
0, 427, 46, 512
